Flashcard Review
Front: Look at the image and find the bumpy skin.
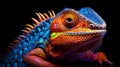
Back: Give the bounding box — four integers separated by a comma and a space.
0, 7, 113, 67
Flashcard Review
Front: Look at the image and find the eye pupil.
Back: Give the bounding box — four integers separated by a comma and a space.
64, 17, 77, 28
66, 17, 73, 23
90, 24, 95, 28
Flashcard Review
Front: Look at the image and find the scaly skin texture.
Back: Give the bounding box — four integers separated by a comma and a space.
23, 8, 113, 67
0, 7, 113, 67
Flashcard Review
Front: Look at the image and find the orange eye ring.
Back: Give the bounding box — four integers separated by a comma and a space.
61, 11, 79, 28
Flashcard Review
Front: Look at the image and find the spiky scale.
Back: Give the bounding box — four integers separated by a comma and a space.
43, 13, 49, 19
31, 18, 39, 25
38, 13, 46, 20
21, 30, 29, 34
51, 10, 55, 17
36, 13, 43, 22
25, 24, 34, 29
48, 11, 52, 17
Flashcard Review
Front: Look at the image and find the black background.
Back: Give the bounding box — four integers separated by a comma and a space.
0, 0, 119, 67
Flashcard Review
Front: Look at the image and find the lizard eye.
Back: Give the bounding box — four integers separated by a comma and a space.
60, 10, 79, 28
89, 24, 95, 29
64, 17, 76, 28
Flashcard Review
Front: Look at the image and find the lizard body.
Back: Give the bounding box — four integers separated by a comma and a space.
0, 7, 113, 67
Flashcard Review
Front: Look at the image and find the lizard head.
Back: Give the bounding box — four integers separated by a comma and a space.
47, 7, 106, 59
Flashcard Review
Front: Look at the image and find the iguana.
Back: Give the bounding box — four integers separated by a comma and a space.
0, 7, 113, 67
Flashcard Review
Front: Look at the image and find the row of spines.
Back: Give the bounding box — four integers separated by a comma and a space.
6, 10, 55, 53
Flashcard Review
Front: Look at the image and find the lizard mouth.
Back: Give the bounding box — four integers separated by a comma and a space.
65, 29, 106, 35
49, 30, 106, 58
